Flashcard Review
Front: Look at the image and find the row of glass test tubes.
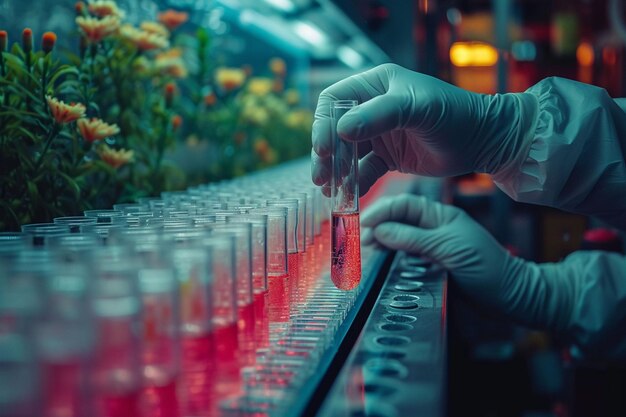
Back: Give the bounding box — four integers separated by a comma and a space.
0, 161, 365, 417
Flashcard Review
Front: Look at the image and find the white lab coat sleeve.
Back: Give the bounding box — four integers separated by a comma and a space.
546, 250, 626, 360
491, 77, 626, 230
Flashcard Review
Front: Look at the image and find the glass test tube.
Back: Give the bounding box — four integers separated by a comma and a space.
330, 100, 362, 291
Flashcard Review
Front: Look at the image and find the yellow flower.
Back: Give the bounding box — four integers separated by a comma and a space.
285, 109, 313, 128
215, 67, 246, 91
247, 77, 273, 96
242, 105, 269, 126
88, 0, 125, 18
77, 118, 120, 143
156, 47, 183, 59
76, 15, 120, 43
132, 56, 152, 75
157, 9, 189, 31
46, 96, 86, 124
154, 55, 188, 78
98, 144, 134, 169
140, 21, 170, 38
284, 89, 299, 105
120, 24, 169, 51
269, 57, 286, 76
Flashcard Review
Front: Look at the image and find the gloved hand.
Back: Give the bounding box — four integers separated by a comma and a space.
311, 63, 538, 195
362, 194, 626, 360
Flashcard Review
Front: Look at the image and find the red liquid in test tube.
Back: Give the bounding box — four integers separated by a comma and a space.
254, 290, 269, 348
287, 252, 299, 306
42, 360, 83, 417
238, 301, 256, 366
331, 212, 362, 290
213, 321, 241, 401
267, 273, 290, 327
180, 334, 215, 417
97, 391, 141, 417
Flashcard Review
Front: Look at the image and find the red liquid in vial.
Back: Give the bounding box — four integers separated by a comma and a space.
141, 378, 179, 417
287, 252, 299, 282
213, 322, 241, 397
254, 290, 269, 348
96, 390, 141, 417
179, 335, 214, 417
42, 360, 83, 417
268, 273, 289, 323
238, 302, 256, 366
331, 212, 362, 290
181, 333, 214, 369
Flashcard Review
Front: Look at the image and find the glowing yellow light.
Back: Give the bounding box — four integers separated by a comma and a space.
576, 42, 594, 67
449, 42, 498, 67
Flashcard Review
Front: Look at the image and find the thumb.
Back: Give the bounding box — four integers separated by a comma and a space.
373, 222, 444, 260
337, 94, 404, 142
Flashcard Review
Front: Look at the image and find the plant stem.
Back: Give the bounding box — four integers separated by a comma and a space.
25, 51, 32, 113
41, 56, 49, 104
34, 123, 60, 174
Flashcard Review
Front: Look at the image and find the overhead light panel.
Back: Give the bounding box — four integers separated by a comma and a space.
337, 45, 364, 69
293, 20, 328, 46
263, 0, 296, 13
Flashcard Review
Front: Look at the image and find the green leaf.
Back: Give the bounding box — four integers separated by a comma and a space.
0, 199, 21, 230
26, 180, 40, 206
58, 171, 81, 200
48, 66, 80, 87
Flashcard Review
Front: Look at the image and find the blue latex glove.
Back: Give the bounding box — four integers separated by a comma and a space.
362, 194, 626, 360
311, 64, 537, 195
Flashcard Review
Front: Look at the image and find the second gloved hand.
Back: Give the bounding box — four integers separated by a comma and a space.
362, 194, 626, 359
361, 194, 574, 333
311, 64, 538, 195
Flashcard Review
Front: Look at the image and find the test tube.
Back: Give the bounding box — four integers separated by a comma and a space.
250, 207, 289, 326
137, 268, 180, 417
226, 213, 269, 349
330, 100, 362, 291
89, 265, 142, 417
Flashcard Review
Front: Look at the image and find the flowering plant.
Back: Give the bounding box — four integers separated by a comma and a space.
0, 1, 313, 230
180, 52, 312, 182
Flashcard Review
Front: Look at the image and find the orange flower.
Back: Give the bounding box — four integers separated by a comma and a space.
98, 144, 134, 169
120, 24, 169, 51
269, 57, 286, 76
164, 82, 177, 107
140, 21, 170, 38
22, 28, 33, 53
155, 55, 187, 78
76, 15, 121, 43
171, 115, 182, 131
41, 32, 57, 54
77, 118, 120, 143
0, 30, 7, 52
203, 92, 216, 106
157, 9, 189, 31
272, 78, 284, 93
88, 0, 125, 18
242, 64, 253, 76
75, 1, 86, 15
46, 96, 86, 124
254, 138, 269, 156
156, 47, 183, 59
215, 67, 246, 92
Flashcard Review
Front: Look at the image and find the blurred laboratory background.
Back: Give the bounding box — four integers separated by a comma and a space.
1, 1, 626, 417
